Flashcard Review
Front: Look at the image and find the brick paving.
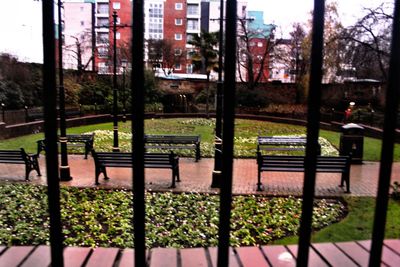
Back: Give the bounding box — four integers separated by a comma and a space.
1, 155, 400, 197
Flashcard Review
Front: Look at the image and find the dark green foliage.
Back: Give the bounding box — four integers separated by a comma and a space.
236, 86, 268, 107
0, 54, 43, 108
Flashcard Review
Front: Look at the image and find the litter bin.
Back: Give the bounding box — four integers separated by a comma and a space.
339, 123, 364, 163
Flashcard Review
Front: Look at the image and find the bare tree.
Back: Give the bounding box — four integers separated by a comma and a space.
64, 32, 94, 75
340, 2, 393, 81
147, 39, 185, 76
236, 18, 277, 90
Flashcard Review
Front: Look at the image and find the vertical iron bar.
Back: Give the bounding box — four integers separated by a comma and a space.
211, 0, 224, 188
132, 0, 146, 266
58, 0, 72, 181
297, 0, 325, 266
369, 1, 400, 266
217, 0, 236, 266
91, 2, 96, 72
113, 11, 120, 152
42, 0, 64, 266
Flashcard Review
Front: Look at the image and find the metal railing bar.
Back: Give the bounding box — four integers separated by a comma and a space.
217, 0, 237, 266
42, 0, 64, 266
296, 0, 325, 266
369, 1, 400, 266
131, 0, 146, 266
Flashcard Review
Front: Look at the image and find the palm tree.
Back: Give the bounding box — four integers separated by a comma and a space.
188, 31, 219, 117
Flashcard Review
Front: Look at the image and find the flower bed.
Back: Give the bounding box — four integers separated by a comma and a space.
0, 184, 346, 248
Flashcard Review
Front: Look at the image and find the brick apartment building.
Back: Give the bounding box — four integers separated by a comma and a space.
62, 0, 263, 79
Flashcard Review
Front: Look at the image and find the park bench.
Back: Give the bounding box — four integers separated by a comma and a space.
91, 150, 180, 188
26, 107, 81, 122
0, 148, 41, 181
65, 108, 82, 118
257, 136, 321, 155
256, 152, 351, 193
37, 133, 95, 159
144, 134, 201, 161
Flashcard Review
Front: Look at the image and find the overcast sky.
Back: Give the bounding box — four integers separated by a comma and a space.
0, 0, 392, 63
247, 0, 389, 37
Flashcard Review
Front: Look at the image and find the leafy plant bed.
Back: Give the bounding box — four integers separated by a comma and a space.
0, 183, 345, 248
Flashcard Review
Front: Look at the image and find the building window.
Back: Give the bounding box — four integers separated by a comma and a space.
98, 62, 108, 74
97, 17, 109, 27
257, 42, 263, 47
187, 19, 199, 31
98, 47, 109, 58
117, 17, 121, 25
97, 3, 109, 14
175, 63, 181, 70
113, 2, 121, 10
187, 4, 199, 15
97, 32, 109, 44
175, 3, 183, 10
175, 18, 183, 25
174, 48, 182, 56
175, 33, 182, 40
80, 21, 84, 26
186, 34, 195, 43
116, 32, 121, 40
80, 6, 84, 12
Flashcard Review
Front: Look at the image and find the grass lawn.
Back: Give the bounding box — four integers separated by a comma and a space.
273, 197, 400, 245
0, 118, 399, 160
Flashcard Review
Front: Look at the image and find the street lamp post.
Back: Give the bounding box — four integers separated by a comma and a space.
121, 59, 127, 122
58, 0, 72, 181
1, 103, 5, 122
211, 0, 224, 188
112, 11, 120, 152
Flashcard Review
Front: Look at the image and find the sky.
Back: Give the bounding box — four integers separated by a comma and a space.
247, 0, 388, 37
0, 0, 391, 63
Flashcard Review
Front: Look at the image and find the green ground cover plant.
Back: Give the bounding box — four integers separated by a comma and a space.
2, 118, 397, 160
0, 183, 345, 248
273, 197, 400, 245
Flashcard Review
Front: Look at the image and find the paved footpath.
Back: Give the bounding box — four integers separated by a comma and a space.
1, 155, 400, 197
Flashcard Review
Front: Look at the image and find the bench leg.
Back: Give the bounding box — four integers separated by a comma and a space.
195, 145, 201, 162
25, 165, 32, 181
32, 158, 41, 176
170, 169, 176, 188
257, 170, 263, 191
340, 172, 351, 193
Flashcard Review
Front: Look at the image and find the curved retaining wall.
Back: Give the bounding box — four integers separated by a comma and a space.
1, 113, 399, 142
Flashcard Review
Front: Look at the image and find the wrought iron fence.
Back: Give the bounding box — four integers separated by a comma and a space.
39, 0, 400, 266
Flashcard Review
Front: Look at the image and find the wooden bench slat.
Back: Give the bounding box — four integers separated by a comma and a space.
180, 248, 208, 267
257, 152, 351, 192
0, 149, 41, 181
286, 245, 329, 267
235, 247, 269, 267
0, 246, 35, 267
208, 247, 240, 267
64, 247, 92, 267
20, 245, 51, 267
93, 150, 179, 187
144, 134, 201, 161
261, 245, 296, 266
150, 248, 177, 267
312, 243, 358, 266
85, 247, 119, 267
334, 241, 370, 267
117, 249, 135, 267
358, 240, 400, 266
